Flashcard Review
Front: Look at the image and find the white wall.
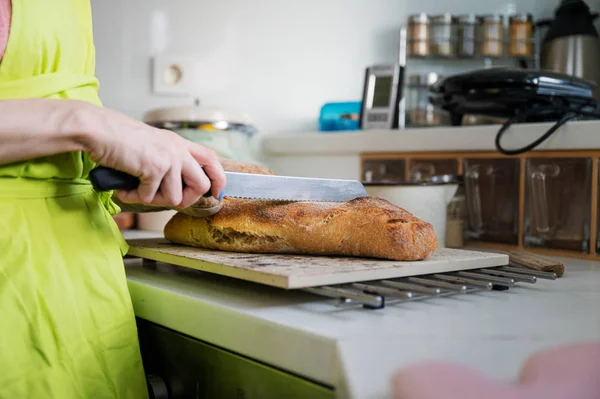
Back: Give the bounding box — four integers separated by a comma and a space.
91, 0, 600, 135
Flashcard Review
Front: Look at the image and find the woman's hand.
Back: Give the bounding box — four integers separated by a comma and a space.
392, 342, 600, 399
78, 103, 226, 209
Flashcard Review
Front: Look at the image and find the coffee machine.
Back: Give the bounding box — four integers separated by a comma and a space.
539, 0, 600, 100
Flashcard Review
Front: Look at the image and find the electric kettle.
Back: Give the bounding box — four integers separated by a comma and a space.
538, 0, 600, 100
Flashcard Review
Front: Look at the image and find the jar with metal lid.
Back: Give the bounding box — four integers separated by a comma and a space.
408, 14, 430, 57
424, 72, 449, 126
456, 14, 479, 57
405, 74, 425, 126
480, 15, 504, 57
431, 14, 456, 57
508, 14, 534, 57
405, 73, 449, 127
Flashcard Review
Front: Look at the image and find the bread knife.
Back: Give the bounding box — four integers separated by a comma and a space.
89, 166, 368, 202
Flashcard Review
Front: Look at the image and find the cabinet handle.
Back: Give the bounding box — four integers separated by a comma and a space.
410, 162, 436, 182
530, 164, 560, 239
465, 165, 486, 234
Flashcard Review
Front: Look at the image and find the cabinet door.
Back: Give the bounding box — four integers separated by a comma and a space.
525, 158, 592, 253
137, 319, 335, 399
463, 158, 520, 245
362, 159, 406, 182
408, 159, 459, 181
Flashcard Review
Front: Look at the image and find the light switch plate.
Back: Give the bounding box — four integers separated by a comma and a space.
152, 54, 198, 96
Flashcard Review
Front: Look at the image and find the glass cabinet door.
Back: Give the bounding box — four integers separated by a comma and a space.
525, 158, 592, 253
409, 159, 459, 181
362, 159, 406, 182
463, 158, 520, 245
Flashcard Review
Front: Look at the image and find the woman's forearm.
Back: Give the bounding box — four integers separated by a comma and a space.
0, 99, 91, 165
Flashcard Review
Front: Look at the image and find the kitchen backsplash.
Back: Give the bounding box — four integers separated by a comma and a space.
91, 0, 600, 134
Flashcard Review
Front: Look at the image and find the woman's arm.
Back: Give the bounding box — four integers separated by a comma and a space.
0, 98, 226, 210
0, 99, 89, 164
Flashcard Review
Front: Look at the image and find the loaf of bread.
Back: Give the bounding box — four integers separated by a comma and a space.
164, 196, 438, 261
163, 160, 438, 261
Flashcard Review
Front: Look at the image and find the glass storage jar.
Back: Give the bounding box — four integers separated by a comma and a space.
509, 14, 534, 57
408, 14, 431, 56
480, 15, 505, 57
405, 73, 449, 127
431, 14, 456, 57
456, 14, 478, 57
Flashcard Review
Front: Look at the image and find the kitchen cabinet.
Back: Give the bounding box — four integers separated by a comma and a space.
463, 158, 520, 245
362, 158, 406, 182
408, 158, 458, 181
361, 150, 600, 260
524, 158, 592, 253
137, 319, 334, 399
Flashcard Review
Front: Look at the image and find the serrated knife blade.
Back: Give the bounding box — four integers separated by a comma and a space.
89, 167, 368, 202
222, 172, 368, 202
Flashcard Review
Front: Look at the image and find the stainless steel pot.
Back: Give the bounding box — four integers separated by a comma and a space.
538, 0, 600, 101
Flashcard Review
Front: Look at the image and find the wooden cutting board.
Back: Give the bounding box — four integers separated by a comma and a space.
126, 238, 509, 289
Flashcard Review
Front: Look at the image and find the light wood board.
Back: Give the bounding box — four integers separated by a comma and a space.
126, 238, 509, 289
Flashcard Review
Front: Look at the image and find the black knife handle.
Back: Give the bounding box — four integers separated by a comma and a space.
89, 166, 140, 191
89, 166, 213, 197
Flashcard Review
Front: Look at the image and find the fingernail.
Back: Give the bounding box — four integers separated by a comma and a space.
218, 191, 224, 201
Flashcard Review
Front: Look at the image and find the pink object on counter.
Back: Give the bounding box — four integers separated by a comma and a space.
392, 342, 600, 399
0, 0, 11, 63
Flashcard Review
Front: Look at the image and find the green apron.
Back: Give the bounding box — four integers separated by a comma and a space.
0, 1, 148, 397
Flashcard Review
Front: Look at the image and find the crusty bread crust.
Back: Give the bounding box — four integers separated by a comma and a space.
164, 196, 438, 261
163, 160, 438, 261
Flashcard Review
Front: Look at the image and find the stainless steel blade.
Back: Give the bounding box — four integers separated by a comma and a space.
222, 172, 368, 202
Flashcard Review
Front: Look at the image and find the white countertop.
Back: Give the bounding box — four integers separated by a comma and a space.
120, 229, 164, 240
261, 120, 600, 155
124, 250, 600, 399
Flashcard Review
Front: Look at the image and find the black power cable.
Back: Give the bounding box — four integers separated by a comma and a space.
494, 106, 600, 156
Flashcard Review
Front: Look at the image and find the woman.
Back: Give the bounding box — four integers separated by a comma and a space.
0, 0, 225, 397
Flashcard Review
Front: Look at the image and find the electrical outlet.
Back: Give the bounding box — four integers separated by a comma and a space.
152, 54, 198, 96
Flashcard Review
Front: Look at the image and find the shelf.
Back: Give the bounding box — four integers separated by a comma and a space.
261, 120, 600, 155
407, 54, 536, 62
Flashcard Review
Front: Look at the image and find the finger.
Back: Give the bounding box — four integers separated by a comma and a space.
116, 189, 140, 204
136, 173, 162, 204
156, 165, 183, 207
188, 145, 226, 199
179, 156, 211, 209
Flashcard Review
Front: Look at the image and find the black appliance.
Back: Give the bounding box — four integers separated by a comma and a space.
429, 67, 599, 155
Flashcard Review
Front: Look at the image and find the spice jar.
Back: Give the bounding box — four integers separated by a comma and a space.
405, 74, 424, 127
431, 14, 455, 57
408, 14, 430, 57
480, 15, 504, 57
405, 73, 449, 128
457, 14, 478, 57
509, 14, 534, 57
